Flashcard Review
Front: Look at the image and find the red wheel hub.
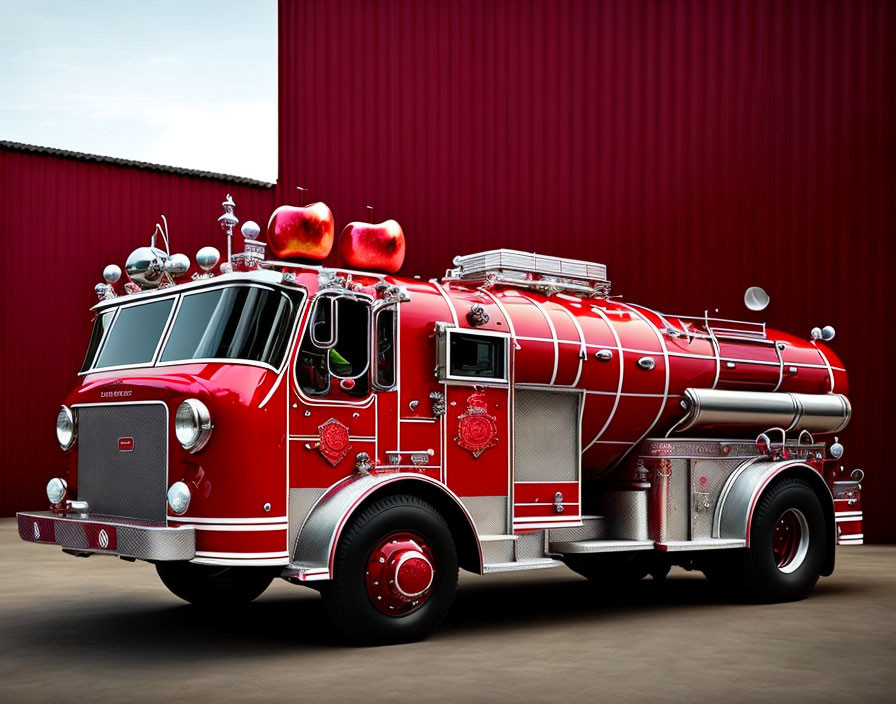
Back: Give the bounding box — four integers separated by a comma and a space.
365, 532, 435, 616
772, 508, 804, 569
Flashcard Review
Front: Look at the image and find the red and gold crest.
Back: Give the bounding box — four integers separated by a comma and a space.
454, 392, 499, 458
318, 418, 352, 466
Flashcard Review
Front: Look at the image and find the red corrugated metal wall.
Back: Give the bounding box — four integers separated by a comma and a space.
277, 0, 894, 541
0, 150, 275, 515
2, 1, 893, 543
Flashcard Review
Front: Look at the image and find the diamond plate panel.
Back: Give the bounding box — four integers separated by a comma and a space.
289, 487, 327, 557
514, 531, 546, 560
690, 459, 739, 540
596, 490, 649, 541
513, 389, 580, 482
481, 538, 515, 563
77, 403, 168, 522
460, 496, 507, 534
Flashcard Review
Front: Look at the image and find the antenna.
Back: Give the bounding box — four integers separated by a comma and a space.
366, 204, 374, 221
152, 214, 171, 255
297, 185, 308, 202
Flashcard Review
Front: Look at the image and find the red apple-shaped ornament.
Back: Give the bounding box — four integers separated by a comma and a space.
266, 202, 335, 261
338, 219, 406, 273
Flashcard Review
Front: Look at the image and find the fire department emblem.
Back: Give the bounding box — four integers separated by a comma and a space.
454, 392, 499, 458
318, 418, 352, 467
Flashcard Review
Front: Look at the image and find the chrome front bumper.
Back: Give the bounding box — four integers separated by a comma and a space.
17, 511, 195, 561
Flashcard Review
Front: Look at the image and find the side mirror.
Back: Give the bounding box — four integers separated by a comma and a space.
310, 296, 337, 348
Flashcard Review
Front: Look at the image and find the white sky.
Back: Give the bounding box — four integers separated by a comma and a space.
0, 0, 278, 182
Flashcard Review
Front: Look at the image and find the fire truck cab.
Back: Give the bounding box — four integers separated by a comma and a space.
18, 197, 864, 644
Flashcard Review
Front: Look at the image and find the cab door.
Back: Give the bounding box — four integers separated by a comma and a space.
289, 294, 380, 489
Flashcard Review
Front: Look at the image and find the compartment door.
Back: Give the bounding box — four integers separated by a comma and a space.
512, 388, 583, 529
444, 383, 511, 532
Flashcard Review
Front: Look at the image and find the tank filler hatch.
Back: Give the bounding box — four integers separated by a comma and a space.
446, 248, 611, 296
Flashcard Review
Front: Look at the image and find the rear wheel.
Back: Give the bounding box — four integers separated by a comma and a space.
321, 494, 458, 645
736, 477, 827, 602
155, 562, 274, 607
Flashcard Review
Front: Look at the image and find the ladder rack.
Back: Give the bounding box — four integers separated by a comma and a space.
446, 249, 611, 296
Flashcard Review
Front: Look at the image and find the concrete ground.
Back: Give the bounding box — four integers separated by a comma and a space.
1, 518, 893, 703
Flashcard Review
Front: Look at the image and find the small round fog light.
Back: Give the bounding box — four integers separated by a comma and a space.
46, 477, 68, 506
167, 481, 192, 515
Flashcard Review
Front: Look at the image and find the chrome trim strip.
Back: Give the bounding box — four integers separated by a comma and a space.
171, 515, 287, 524
191, 524, 289, 532
520, 294, 559, 385
431, 280, 460, 326
812, 341, 837, 393
583, 304, 625, 451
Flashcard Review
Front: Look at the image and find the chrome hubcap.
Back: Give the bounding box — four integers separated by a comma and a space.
365, 531, 435, 616
773, 508, 809, 573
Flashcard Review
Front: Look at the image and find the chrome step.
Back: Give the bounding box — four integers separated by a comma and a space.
657, 539, 746, 552
482, 558, 563, 574
549, 539, 655, 554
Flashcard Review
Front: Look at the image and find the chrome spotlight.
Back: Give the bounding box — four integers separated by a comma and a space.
165, 253, 191, 277
196, 246, 221, 273
241, 220, 261, 239
103, 264, 122, 283
744, 286, 770, 312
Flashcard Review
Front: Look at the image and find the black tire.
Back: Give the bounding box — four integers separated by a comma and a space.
155, 562, 274, 607
736, 477, 827, 602
321, 494, 458, 645
564, 552, 653, 586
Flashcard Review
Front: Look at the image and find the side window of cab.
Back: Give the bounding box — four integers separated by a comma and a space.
296, 294, 372, 396
372, 305, 397, 390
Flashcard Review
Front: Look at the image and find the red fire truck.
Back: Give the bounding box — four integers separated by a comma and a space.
17, 196, 863, 644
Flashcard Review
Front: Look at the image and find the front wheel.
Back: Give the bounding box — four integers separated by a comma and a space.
736, 477, 827, 602
155, 562, 274, 607
321, 494, 458, 645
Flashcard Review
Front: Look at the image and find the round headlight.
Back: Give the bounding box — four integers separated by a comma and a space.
167, 481, 192, 515
56, 405, 76, 450
175, 399, 212, 452
46, 477, 68, 506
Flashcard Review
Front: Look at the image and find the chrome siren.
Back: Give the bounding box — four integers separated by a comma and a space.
125, 246, 169, 288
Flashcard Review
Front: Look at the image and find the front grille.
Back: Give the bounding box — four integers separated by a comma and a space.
77, 403, 168, 523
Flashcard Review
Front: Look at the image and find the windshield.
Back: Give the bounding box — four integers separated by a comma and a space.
90, 299, 175, 370
83, 284, 301, 372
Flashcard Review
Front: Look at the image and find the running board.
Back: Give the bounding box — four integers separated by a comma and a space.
549, 539, 654, 554
482, 558, 563, 574
656, 539, 746, 552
